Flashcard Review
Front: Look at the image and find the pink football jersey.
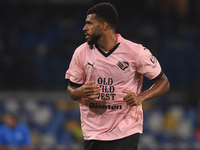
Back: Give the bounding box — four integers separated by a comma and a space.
65, 34, 162, 140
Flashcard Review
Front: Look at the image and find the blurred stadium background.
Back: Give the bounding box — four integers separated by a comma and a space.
0, 0, 200, 149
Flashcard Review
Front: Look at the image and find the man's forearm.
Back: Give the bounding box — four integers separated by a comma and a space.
138, 73, 170, 102
67, 81, 101, 100
67, 85, 82, 101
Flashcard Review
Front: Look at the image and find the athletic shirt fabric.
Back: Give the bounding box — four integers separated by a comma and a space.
65, 34, 162, 140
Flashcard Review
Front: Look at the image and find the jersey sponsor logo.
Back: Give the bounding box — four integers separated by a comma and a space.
89, 102, 122, 110
87, 62, 95, 68
97, 92, 116, 100
97, 77, 116, 100
117, 61, 129, 70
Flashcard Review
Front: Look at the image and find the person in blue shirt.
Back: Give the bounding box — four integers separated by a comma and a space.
0, 112, 31, 150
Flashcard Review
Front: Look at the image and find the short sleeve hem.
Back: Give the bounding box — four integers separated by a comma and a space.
152, 71, 163, 81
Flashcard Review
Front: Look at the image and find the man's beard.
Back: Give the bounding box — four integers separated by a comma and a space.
87, 34, 102, 45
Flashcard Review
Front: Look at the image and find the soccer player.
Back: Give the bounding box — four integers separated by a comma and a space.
0, 113, 31, 150
65, 2, 170, 150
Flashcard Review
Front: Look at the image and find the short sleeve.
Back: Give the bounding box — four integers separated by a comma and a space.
65, 49, 86, 84
137, 46, 162, 80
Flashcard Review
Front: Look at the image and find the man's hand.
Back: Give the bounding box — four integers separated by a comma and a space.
122, 90, 144, 106
79, 81, 100, 99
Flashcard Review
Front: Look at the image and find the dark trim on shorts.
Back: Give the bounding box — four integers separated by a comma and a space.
152, 71, 163, 81
84, 133, 140, 150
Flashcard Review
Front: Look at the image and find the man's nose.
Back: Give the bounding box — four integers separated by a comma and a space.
83, 24, 87, 32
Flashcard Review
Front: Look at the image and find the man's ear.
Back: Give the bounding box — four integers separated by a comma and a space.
101, 21, 109, 30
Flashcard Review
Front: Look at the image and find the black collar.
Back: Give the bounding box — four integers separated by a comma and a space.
95, 43, 120, 57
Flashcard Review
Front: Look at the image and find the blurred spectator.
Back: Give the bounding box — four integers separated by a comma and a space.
0, 112, 31, 150
161, 0, 189, 18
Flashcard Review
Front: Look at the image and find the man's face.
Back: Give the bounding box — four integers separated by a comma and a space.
4, 115, 17, 128
83, 14, 103, 45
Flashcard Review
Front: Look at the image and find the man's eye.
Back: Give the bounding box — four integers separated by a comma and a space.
86, 22, 92, 25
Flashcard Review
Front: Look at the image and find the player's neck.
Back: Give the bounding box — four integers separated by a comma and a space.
96, 32, 117, 52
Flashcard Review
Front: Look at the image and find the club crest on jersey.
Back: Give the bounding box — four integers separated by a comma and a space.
117, 61, 129, 70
